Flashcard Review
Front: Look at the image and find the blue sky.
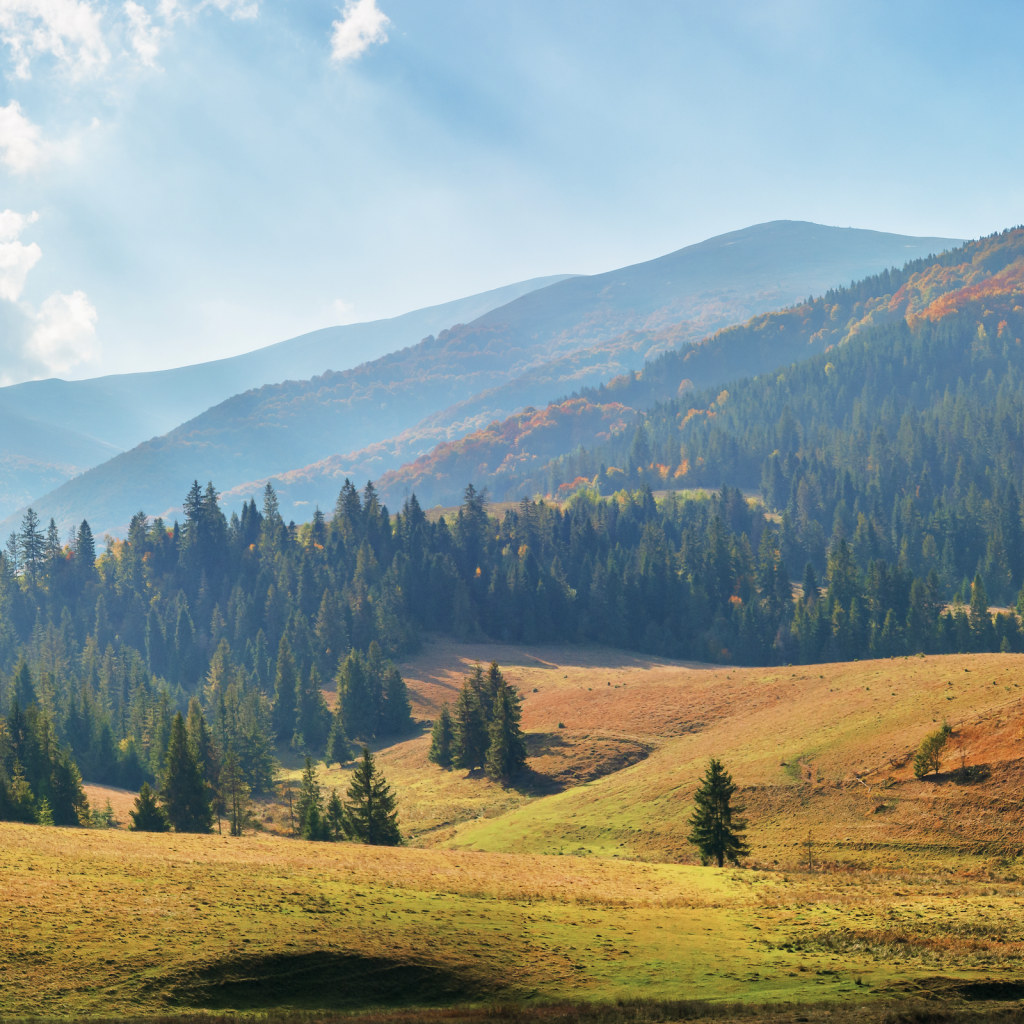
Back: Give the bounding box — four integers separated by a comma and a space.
0, 0, 1022, 383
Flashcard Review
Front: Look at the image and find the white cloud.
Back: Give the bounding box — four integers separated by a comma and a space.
0, 207, 41, 300
0, 209, 99, 376
123, 0, 160, 64
25, 288, 99, 373
0, 100, 45, 172
0, 100, 80, 173
330, 0, 388, 63
0, 0, 110, 78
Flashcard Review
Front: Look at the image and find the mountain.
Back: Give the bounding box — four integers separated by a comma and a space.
0, 274, 570, 519
3, 220, 961, 536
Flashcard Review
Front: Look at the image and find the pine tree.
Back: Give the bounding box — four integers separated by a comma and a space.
452, 680, 488, 770
336, 649, 375, 740
485, 665, 527, 782
296, 756, 332, 841
272, 634, 299, 742
687, 758, 749, 867
220, 747, 255, 836
428, 703, 454, 769
380, 666, 413, 736
326, 788, 348, 840
345, 747, 401, 846
161, 712, 213, 833
129, 782, 169, 832
294, 665, 331, 753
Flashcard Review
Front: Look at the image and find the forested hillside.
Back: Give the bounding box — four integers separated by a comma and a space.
378, 231, 1024, 605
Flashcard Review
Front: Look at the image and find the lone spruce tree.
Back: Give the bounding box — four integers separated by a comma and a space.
161, 712, 214, 833
687, 758, 749, 867
129, 782, 169, 832
346, 747, 401, 846
428, 704, 454, 768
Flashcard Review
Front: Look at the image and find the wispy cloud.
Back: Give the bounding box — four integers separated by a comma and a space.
0, 209, 99, 376
330, 0, 388, 63
26, 288, 99, 372
123, 0, 161, 64
0, 207, 41, 299
0, 100, 81, 173
0, 0, 110, 78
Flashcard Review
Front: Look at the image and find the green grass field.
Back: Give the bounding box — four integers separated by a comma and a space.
4, 643, 1024, 1019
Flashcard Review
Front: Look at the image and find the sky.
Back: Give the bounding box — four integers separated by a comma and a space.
0, 0, 1023, 385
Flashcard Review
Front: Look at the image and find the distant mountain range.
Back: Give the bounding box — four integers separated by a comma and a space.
0, 274, 569, 519
1, 220, 961, 536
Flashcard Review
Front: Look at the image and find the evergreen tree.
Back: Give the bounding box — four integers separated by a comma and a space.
687, 758, 749, 867
326, 788, 348, 839
336, 649, 375, 740
428, 703, 454, 769
160, 712, 213, 833
380, 665, 413, 736
294, 665, 332, 753
272, 634, 299, 742
129, 782, 170, 832
326, 701, 350, 767
220, 747, 255, 836
452, 679, 489, 770
296, 756, 332, 840
484, 665, 527, 782
345, 747, 401, 846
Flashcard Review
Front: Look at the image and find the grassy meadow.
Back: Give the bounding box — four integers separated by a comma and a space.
4, 641, 1024, 1019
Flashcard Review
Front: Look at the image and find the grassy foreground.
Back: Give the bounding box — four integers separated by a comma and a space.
2, 818, 1024, 1018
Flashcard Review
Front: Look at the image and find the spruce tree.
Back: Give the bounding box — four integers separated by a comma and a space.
272, 634, 299, 742
129, 782, 170, 832
220, 747, 255, 836
428, 704, 454, 769
294, 665, 332, 753
161, 712, 214, 833
687, 758, 749, 867
380, 666, 413, 736
346, 747, 401, 846
452, 680, 488, 770
485, 667, 527, 782
326, 788, 348, 839
336, 649, 375, 740
296, 756, 332, 840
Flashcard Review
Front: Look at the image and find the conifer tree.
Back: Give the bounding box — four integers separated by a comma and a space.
687, 758, 749, 867
296, 756, 332, 840
485, 665, 527, 782
129, 782, 170, 832
161, 712, 213, 833
345, 747, 401, 846
452, 680, 488, 770
428, 703, 454, 768
380, 665, 414, 736
336, 649, 375, 740
326, 788, 348, 840
294, 665, 332, 753
272, 634, 299, 742
220, 747, 255, 836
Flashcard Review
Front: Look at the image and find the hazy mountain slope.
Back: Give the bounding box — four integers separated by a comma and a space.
6, 221, 960, 535
0, 274, 569, 519
0, 409, 121, 518
371, 228, 1024, 508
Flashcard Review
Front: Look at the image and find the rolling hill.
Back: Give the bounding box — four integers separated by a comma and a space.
34, 219, 958, 532
0, 274, 569, 520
